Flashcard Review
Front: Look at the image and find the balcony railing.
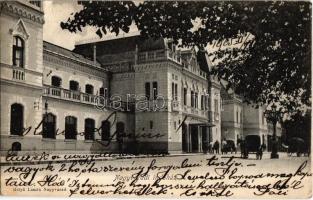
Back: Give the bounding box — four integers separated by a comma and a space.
172, 100, 180, 112
12, 68, 25, 81
43, 85, 105, 106
137, 49, 181, 64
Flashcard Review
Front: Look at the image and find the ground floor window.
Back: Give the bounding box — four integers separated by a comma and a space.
10, 103, 24, 136
85, 118, 95, 140
101, 120, 110, 140
42, 113, 56, 139
65, 116, 77, 139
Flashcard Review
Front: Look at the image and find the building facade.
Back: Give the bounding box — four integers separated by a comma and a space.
220, 87, 243, 148
221, 86, 282, 151
0, 1, 222, 155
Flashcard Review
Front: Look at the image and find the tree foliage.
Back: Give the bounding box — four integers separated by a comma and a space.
60, 1, 311, 114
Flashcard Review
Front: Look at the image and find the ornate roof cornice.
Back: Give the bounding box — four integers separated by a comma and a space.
0, 1, 44, 24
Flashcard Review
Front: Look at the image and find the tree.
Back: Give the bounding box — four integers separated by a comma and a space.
61, 1, 311, 115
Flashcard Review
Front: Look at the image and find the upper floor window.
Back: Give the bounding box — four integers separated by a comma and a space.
150, 120, 153, 129
13, 36, 24, 67
172, 83, 178, 100
191, 91, 194, 107
51, 76, 62, 87
214, 99, 218, 113
145, 82, 150, 100
168, 42, 176, 52
236, 110, 239, 123
69, 80, 79, 91
100, 87, 108, 98
152, 82, 158, 100
195, 92, 198, 108
201, 95, 204, 110
183, 88, 187, 105
85, 84, 94, 94
29, 1, 41, 7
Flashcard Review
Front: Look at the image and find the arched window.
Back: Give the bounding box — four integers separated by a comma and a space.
13, 36, 24, 67
10, 103, 24, 135
84, 118, 95, 140
99, 87, 108, 97
42, 113, 56, 139
69, 80, 79, 91
11, 142, 21, 155
51, 76, 62, 87
65, 116, 77, 140
101, 120, 111, 141
85, 84, 94, 94
100, 87, 104, 96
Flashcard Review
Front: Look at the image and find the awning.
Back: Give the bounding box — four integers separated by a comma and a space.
189, 123, 215, 127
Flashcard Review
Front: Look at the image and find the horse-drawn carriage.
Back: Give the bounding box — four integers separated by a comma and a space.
286, 137, 310, 157
239, 135, 265, 159
221, 140, 237, 154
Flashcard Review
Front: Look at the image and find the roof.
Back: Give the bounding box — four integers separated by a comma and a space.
73, 35, 166, 65
197, 50, 212, 73
220, 84, 233, 100
43, 41, 101, 67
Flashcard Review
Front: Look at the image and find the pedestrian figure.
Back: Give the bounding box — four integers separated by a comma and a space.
256, 145, 261, 159
213, 140, 220, 154
116, 130, 125, 154
222, 139, 227, 154
203, 140, 209, 154
209, 141, 214, 154
240, 140, 248, 158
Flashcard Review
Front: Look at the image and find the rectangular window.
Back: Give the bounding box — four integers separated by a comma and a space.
69, 80, 79, 91
150, 121, 153, 129
195, 93, 198, 108
214, 99, 218, 113
220, 99, 224, 111
237, 111, 239, 123
183, 88, 187, 105
145, 82, 150, 99
104, 88, 108, 98
191, 91, 194, 107
152, 82, 158, 99
172, 82, 175, 100
201, 95, 204, 110
174, 84, 178, 100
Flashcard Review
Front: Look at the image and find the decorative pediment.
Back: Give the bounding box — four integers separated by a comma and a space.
9, 19, 29, 39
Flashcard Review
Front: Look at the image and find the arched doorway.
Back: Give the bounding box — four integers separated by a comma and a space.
191, 125, 199, 152
65, 116, 77, 139
101, 120, 111, 141
42, 113, 56, 139
10, 103, 24, 135
182, 122, 188, 152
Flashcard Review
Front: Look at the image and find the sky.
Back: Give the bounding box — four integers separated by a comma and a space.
43, 1, 139, 50
43, 1, 96, 50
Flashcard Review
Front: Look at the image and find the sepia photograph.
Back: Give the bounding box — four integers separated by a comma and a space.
0, 0, 312, 198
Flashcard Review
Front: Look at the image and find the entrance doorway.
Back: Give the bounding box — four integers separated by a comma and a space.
190, 125, 199, 152
201, 126, 208, 152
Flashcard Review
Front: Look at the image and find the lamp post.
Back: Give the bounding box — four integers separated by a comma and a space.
264, 105, 283, 159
